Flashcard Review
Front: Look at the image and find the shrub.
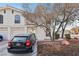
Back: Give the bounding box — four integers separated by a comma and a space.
54, 33, 60, 39
65, 34, 71, 40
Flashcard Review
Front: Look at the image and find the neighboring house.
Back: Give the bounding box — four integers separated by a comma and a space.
0, 5, 46, 40
70, 26, 79, 34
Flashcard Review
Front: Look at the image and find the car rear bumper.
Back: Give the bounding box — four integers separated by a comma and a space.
7, 47, 32, 53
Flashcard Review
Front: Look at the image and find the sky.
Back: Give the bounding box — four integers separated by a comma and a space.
0, 3, 22, 9
0, 3, 37, 10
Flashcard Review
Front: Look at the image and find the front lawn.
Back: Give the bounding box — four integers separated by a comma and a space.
37, 39, 79, 56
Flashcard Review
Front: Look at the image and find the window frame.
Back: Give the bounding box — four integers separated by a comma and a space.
15, 15, 20, 24
0, 15, 3, 24
12, 10, 14, 14
4, 10, 6, 14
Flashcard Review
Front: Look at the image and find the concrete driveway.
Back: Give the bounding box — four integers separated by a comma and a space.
0, 41, 37, 56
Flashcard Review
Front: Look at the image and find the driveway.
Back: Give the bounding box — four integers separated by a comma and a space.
0, 41, 37, 56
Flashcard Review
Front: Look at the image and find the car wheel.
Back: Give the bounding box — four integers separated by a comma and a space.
7, 49, 11, 53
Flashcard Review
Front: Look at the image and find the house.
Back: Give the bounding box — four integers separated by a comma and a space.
0, 5, 46, 40
0, 5, 27, 40
70, 26, 79, 34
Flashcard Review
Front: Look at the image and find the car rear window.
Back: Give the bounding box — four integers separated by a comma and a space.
12, 36, 29, 42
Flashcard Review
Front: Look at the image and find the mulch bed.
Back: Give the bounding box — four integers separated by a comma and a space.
37, 39, 79, 56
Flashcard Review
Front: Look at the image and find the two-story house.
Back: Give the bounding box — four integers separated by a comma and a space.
0, 5, 47, 40
0, 5, 29, 40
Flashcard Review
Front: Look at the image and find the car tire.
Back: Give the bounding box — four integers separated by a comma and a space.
7, 49, 11, 53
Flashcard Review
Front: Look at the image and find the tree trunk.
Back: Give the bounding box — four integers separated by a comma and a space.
56, 22, 62, 33
49, 31, 53, 41
52, 29, 55, 41
61, 27, 65, 38
61, 22, 68, 38
52, 20, 57, 41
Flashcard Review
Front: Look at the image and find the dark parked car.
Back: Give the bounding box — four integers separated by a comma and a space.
0, 35, 3, 41
7, 33, 36, 53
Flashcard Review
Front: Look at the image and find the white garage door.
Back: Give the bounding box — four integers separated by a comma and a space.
35, 27, 46, 40
0, 27, 8, 40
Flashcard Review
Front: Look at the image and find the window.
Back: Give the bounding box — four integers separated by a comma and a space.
13, 36, 29, 42
15, 15, 20, 23
12, 10, 14, 14
4, 10, 6, 14
0, 15, 3, 24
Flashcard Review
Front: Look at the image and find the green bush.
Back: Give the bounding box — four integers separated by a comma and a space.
54, 33, 60, 39
65, 34, 71, 40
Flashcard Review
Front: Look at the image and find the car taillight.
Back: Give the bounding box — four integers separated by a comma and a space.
8, 42, 12, 48
26, 40, 31, 47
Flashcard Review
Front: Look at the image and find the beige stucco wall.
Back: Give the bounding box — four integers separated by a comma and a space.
0, 6, 27, 40
0, 8, 25, 27
35, 27, 46, 40
0, 6, 47, 40
0, 27, 9, 40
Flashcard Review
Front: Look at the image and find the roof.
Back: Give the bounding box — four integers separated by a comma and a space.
0, 5, 25, 13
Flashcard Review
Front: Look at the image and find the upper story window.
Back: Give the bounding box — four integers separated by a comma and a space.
15, 15, 20, 23
0, 15, 3, 24
4, 10, 6, 14
12, 10, 14, 14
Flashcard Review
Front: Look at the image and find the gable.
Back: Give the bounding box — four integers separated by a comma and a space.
0, 5, 23, 13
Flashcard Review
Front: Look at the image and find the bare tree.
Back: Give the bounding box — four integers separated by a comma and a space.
53, 3, 79, 38
22, 3, 79, 41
